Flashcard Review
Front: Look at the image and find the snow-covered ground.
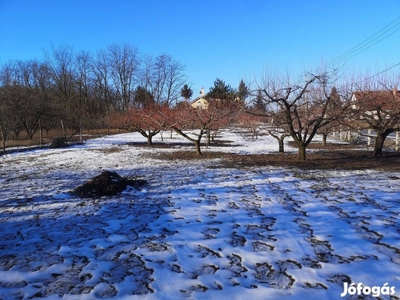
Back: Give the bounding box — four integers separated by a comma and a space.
0, 130, 399, 299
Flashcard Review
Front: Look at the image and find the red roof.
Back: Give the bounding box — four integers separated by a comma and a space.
352, 90, 400, 110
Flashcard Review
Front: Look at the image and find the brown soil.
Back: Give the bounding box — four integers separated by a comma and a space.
146, 142, 400, 172
73, 171, 147, 198
222, 151, 400, 171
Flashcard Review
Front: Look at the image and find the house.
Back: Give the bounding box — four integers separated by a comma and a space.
351, 89, 400, 119
190, 88, 209, 109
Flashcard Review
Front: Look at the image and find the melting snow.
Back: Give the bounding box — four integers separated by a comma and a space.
0, 130, 399, 299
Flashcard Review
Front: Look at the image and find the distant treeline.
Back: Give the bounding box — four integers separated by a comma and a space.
0, 43, 187, 142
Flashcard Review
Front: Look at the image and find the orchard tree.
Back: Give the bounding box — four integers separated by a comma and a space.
349, 75, 400, 157
237, 109, 267, 140
167, 100, 239, 155
247, 99, 290, 152
258, 71, 341, 160
131, 104, 167, 145
247, 89, 291, 152
317, 86, 343, 146
110, 104, 167, 145
267, 109, 291, 153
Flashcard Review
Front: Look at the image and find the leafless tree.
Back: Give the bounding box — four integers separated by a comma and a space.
167, 101, 240, 155
0, 61, 51, 140
316, 86, 343, 146
348, 74, 400, 157
45, 45, 76, 111
257, 70, 342, 160
0, 43, 189, 149
140, 54, 186, 106
93, 49, 115, 128
107, 44, 141, 110
0, 87, 12, 152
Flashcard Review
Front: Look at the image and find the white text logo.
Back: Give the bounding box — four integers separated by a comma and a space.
341, 282, 395, 297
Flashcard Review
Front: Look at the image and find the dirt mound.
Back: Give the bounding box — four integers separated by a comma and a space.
73, 171, 147, 198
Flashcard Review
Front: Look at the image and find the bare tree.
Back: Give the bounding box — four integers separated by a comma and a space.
0, 61, 50, 140
167, 101, 239, 155
107, 44, 141, 110
0, 43, 189, 147
45, 45, 76, 111
0, 87, 12, 152
267, 109, 291, 153
140, 54, 186, 106
349, 75, 400, 157
258, 71, 341, 160
132, 104, 167, 145
317, 86, 342, 146
93, 49, 115, 128
237, 110, 267, 140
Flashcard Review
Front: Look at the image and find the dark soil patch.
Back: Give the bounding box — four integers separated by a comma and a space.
128, 141, 190, 149
288, 141, 365, 150
149, 146, 400, 171
73, 171, 147, 198
146, 150, 232, 161
222, 150, 400, 171
128, 140, 236, 149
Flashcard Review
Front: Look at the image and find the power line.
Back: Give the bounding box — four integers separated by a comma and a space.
355, 62, 400, 85
334, 25, 400, 64
332, 16, 400, 66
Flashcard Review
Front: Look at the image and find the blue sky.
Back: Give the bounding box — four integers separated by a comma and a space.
1, 1, 399, 93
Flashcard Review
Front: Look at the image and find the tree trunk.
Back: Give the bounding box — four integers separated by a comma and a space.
373, 131, 391, 157
1, 128, 5, 153
147, 135, 153, 146
39, 119, 43, 148
278, 139, 284, 153
322, 133, 327, 146
194, 140, 202, 155
298, 142, 306, 161
270, 132, 289, 153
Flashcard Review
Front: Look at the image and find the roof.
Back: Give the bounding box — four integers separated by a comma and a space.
352, 90, 400, 109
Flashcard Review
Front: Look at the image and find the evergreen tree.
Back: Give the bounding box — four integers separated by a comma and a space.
134, 86, 154, 108
207, 78, 235, 102
252, 90, 267, 113
180, 84, 193, 101
237, 79, 249, 103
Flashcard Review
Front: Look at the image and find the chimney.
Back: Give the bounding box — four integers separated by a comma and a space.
200, 87, 205, 96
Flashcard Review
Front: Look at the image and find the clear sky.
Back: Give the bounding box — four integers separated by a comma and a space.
1, 0, 399, 94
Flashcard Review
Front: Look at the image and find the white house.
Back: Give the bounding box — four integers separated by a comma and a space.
189, 88, 209, 109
